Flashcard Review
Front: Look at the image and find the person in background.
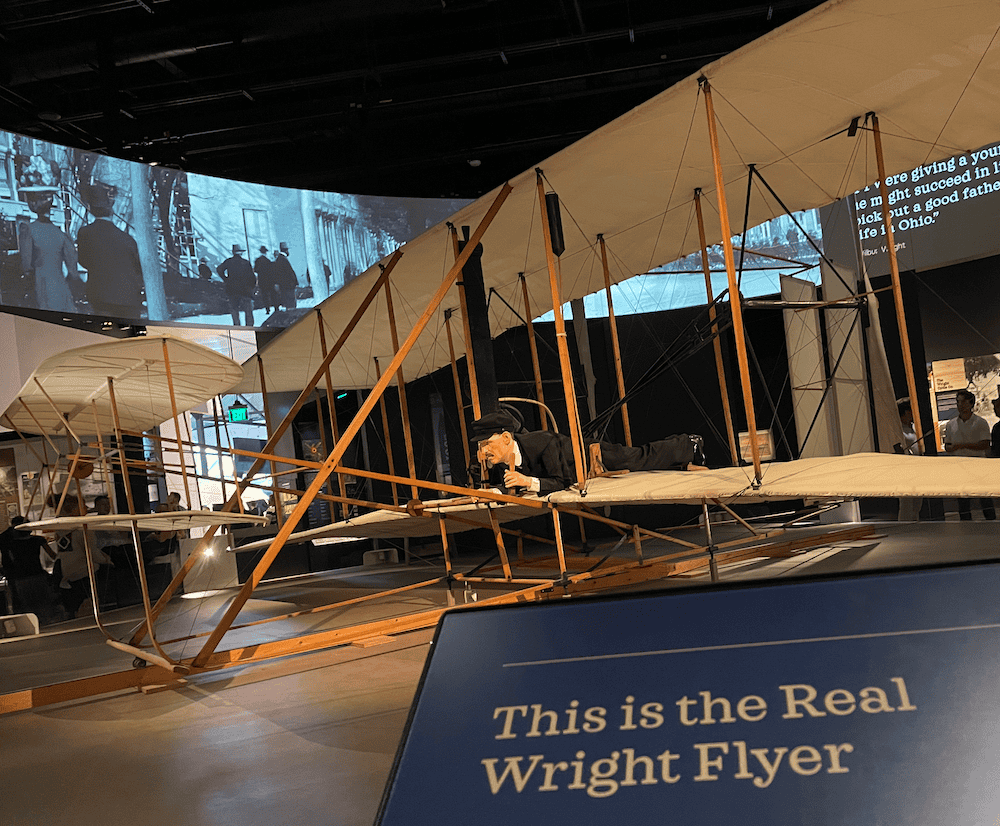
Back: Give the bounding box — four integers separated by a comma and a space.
942, 388, 996, 520
991, 395, 1000, 458
76, 182, 145, 319
895, 398, 923, 521
217, 244, 256, 326
272, 242, 298, 310
19, 190, 77, 313
0, 516, 59, 624
197, 256, 213, 281
253, 245, 277, 313
149, 491, 186, 551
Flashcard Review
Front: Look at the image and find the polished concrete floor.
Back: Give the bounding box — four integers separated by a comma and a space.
1, 517, 998, 826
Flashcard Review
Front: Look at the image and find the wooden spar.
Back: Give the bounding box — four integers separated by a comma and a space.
219, 400, 246, 515
518, 273, 548, 429
159, 577, 451, 645
710, 497, 759, 535
438, 516, 453, 576
871, 114, 924, 443
192, 581, 547, 671
118, 427, 313, 470
105, 639, 188, 674
2, 414, 46, 468
17, 396, 64, 457
313, 393, 336, 517
316, 310, 350, 518
138, 247, 400, 603
383, 277, 419, 500
449, 223, 482, 419
226, 249, 398, 491
2, 414, 50, 517
551, 508, 568, 576
231, 476, 409, 515
38, 434, 53, 517
180, 407, 196, 500
535, 170, 586, 487
694, 189, 740, 465
211, 397, 230, 506
71, 439, 87, 515
373, 357, 400, 507
256, 356, 284, 527
486, 507, 513, 579
444, 310, 472, 469
631, 524, 644, 564
80, 527, 117, 637
90, 402, 116, 512
29, 390, 79, 516
32, 377, 83, 445
60, 436, 81, 516
161, 339, 193, 508
567, 503, 701, 549
24, 472, 42, 517
191, 182, 513, 667
700, 78, 762, 483
597, 236, 632, 445
106, 376, 175, 666
335, 464, 548, 508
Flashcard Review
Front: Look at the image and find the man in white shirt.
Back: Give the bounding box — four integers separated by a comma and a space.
943, 389, 995, 520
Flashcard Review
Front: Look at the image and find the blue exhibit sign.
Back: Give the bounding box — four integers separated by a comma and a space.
377, 562, 1000, 824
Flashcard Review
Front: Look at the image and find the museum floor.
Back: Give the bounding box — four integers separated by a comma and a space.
1, 516, 998, 826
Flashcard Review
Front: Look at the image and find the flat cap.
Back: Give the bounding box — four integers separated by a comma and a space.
470, 409, 523, 441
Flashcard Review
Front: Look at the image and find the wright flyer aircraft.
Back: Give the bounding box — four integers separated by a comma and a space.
3, 0, 1000, 711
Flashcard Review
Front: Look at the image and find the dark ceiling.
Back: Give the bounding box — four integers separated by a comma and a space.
0, 0, 826, 199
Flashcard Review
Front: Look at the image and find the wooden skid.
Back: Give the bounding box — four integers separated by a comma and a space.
0, 666, 184, 716
0, 522, 877, 715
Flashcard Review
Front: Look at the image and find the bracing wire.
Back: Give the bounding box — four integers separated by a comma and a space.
646, 84, 704, 274
920, 21, 1000, 168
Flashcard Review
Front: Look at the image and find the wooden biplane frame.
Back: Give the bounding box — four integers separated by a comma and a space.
1, 85, 930, 717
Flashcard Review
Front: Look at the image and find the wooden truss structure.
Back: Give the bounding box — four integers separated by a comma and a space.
5, 0, 1000, 712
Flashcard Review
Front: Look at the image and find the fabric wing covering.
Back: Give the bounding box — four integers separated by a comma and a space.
19, 511, 268, 533
233, 454, 998, 543
237, 0, 1000, 393
2, 335, 245, 437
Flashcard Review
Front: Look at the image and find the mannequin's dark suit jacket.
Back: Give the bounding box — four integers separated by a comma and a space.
488, 430, 695, 495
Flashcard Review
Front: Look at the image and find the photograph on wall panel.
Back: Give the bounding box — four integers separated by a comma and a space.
0, 129, 470, 328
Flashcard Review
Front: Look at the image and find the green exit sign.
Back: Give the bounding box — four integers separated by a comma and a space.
228, 404, 249, 422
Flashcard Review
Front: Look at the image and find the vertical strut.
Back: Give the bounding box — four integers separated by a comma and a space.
701, 78, 761, 482
694, 190, 740, 465
536, 170, 585, 487
518, 273, 548, 429
597, 236, 632, 445
871, 115, 924, 444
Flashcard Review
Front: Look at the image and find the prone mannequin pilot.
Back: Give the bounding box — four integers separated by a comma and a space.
471, 410, 706, 496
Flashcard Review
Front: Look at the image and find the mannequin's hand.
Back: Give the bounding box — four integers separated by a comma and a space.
504, 469, 530, 489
